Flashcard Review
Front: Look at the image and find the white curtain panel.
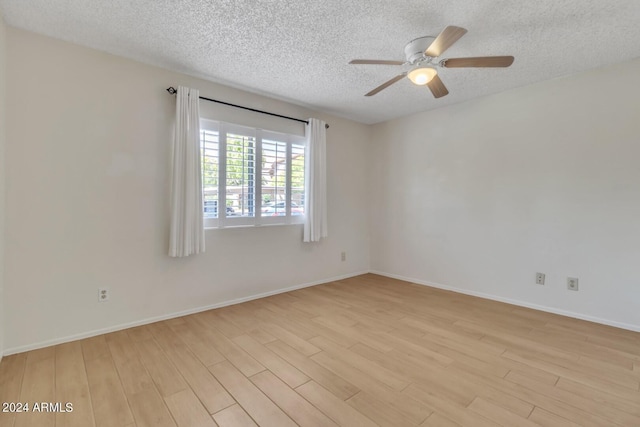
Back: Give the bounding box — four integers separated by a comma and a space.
169, 86, 205, 257
303, 118, 328, 242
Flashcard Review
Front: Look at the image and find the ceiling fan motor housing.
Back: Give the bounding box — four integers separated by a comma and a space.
404, 36, 436, 64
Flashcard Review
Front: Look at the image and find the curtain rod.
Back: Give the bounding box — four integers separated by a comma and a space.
166, 87, 329, 129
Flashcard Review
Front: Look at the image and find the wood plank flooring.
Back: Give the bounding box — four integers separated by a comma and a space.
1, 273, 639, 426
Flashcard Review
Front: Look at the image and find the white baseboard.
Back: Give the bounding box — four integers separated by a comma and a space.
370, 270, 640, 333
6, 268, 637, 356
3, 270, 369, 356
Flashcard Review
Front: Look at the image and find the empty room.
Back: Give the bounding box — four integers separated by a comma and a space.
1, 1, 639, 426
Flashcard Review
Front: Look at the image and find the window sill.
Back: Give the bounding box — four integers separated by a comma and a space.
204, 221, 304, 231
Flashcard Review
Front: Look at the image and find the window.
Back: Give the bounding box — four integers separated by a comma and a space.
200, 119, 306, 228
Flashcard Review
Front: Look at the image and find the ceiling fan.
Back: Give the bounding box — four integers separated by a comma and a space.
349, 26, 514, 98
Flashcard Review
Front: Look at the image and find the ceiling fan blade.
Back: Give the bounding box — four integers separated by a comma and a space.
427, 74, 449, 98
350, 59, 405, 65
442, 56, 514, 68
425, 26, 467, 57
365, 74, 406, 96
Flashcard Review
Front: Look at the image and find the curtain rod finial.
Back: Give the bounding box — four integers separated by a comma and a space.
167, 87, 177, 95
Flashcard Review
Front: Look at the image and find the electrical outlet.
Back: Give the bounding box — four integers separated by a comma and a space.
98, 288, 110, 302
535, 272, 545, 285
567, 277, 579, 291
341, 251, 346, 262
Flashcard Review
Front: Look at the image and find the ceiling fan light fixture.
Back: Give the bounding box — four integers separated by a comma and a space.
349, 26, 514, 98
408, 67, 437, 85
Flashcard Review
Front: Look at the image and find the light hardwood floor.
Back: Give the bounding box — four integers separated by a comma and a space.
1, 274, 639, 426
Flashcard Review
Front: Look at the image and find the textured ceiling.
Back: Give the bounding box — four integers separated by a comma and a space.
1, 0, 640, 124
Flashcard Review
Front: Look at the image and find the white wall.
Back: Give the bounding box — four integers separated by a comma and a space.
3, 28, 371, 353
0, 13, 6, 359
370, 58, 640, 331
